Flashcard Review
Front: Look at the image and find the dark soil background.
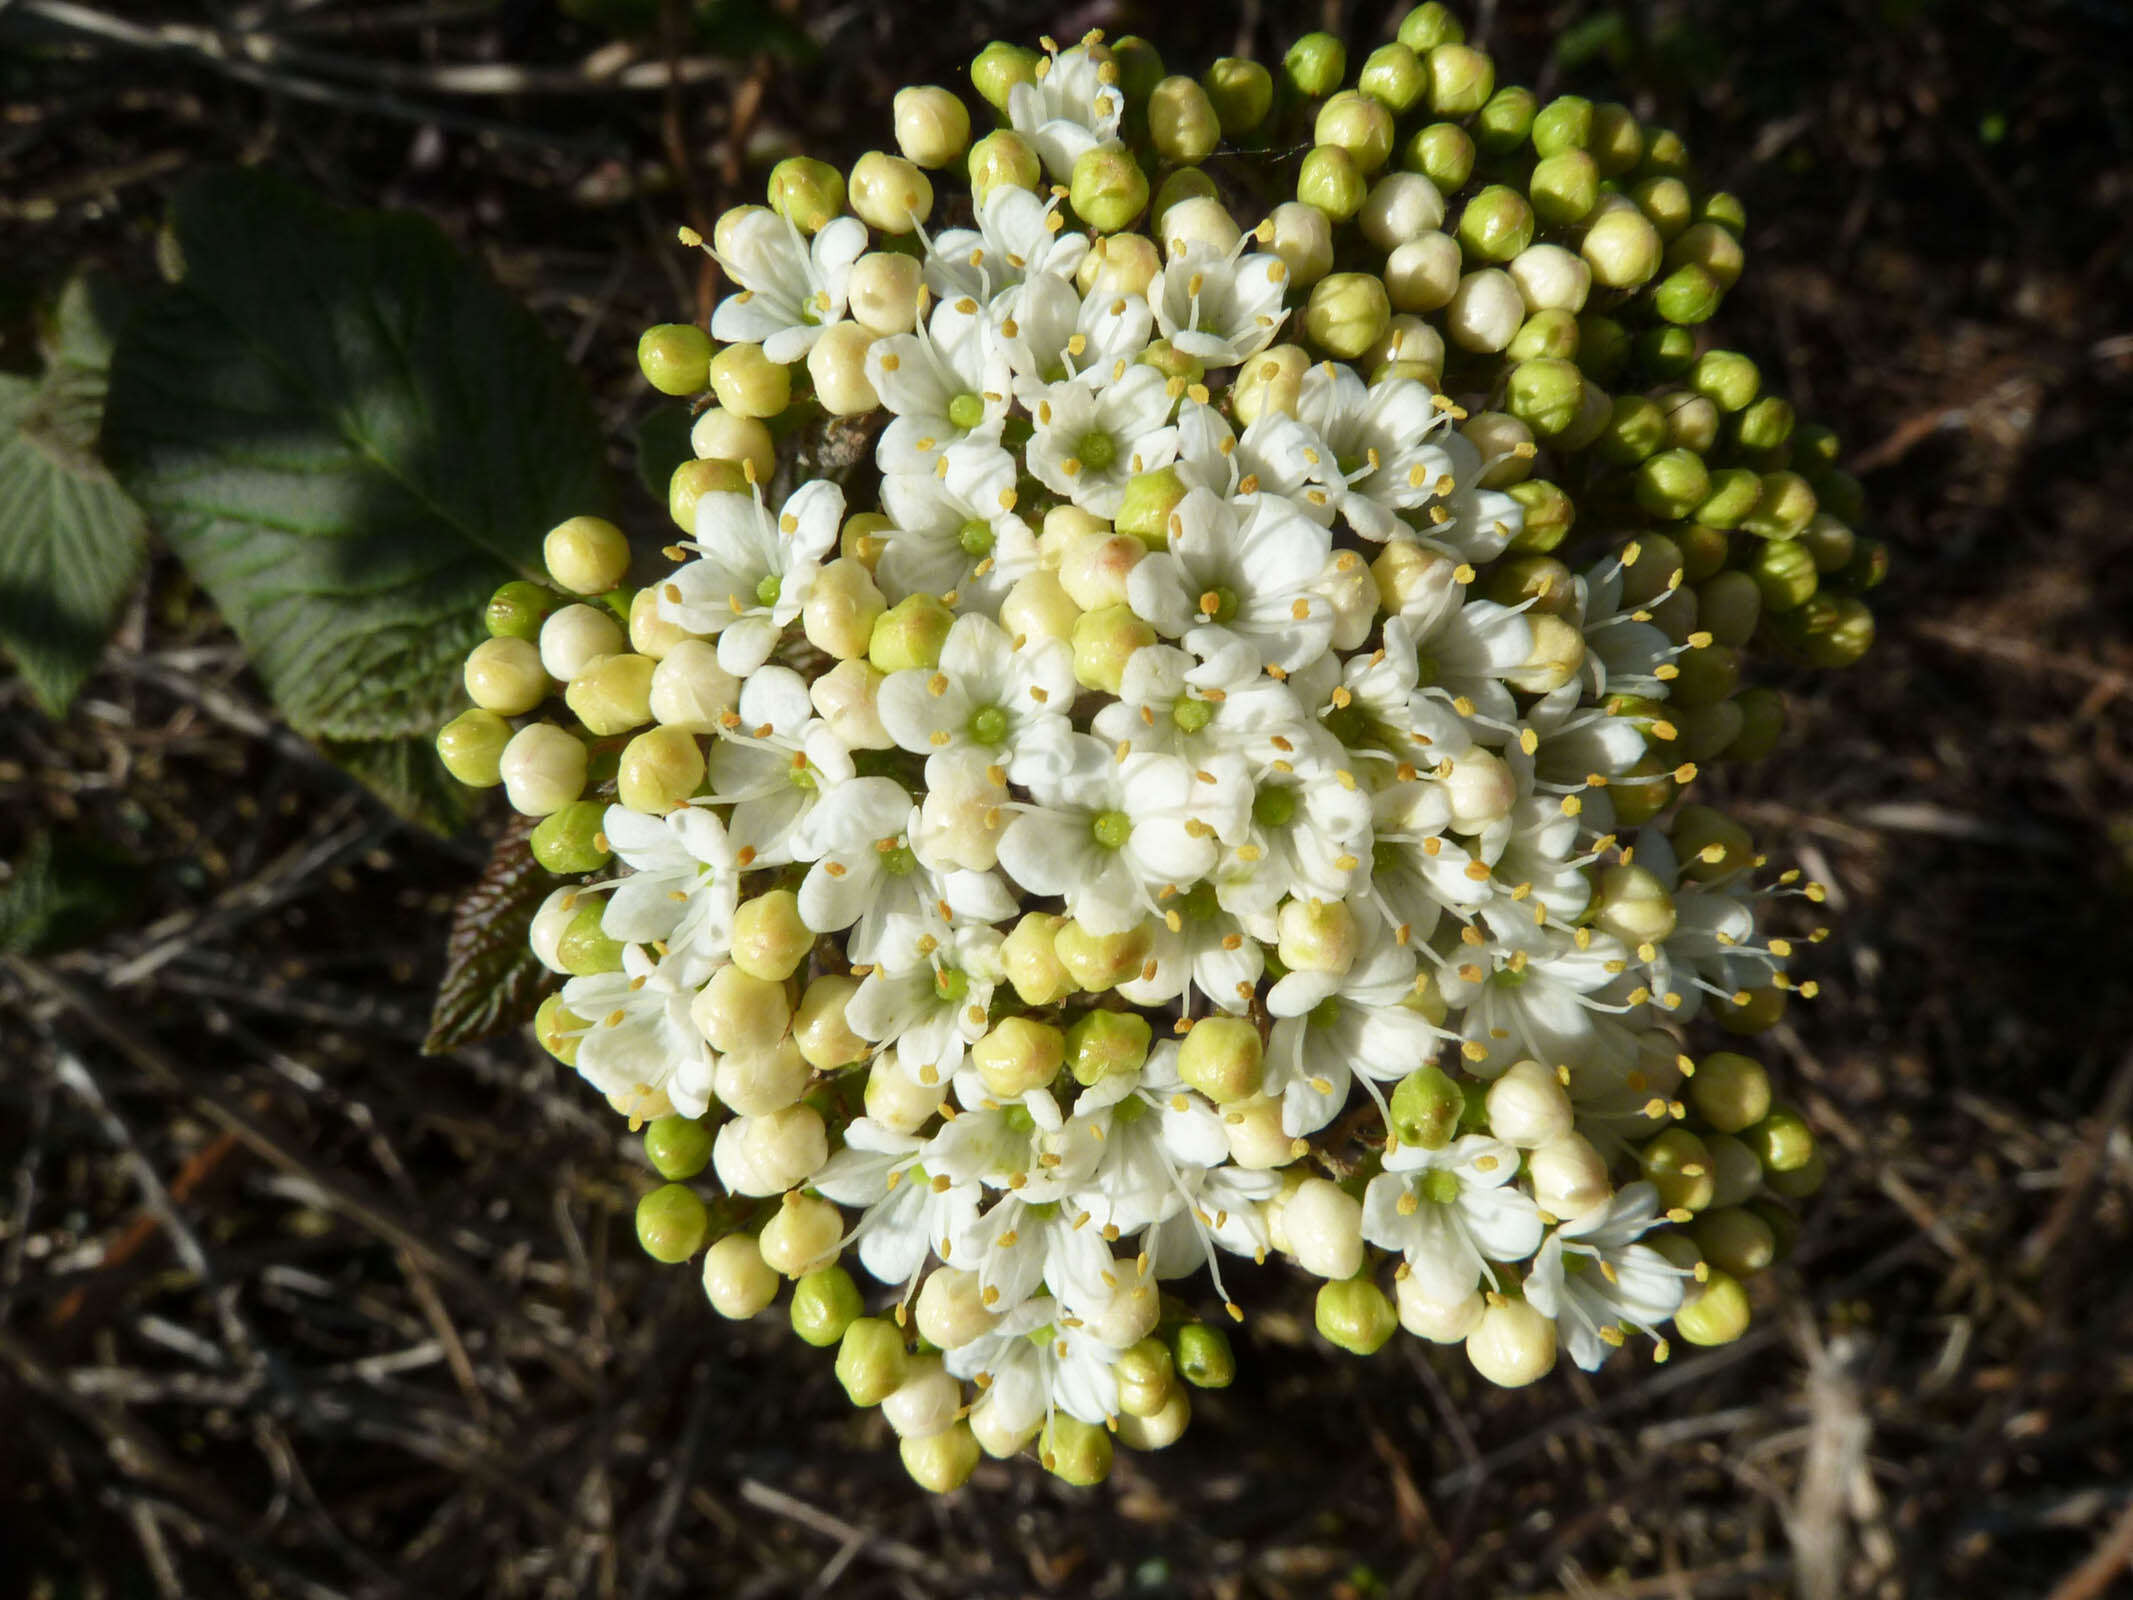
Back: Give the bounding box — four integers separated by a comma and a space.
3, 1, 2131, 1596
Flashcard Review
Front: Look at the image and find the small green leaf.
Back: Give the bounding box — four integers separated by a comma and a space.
0, 831, 140, 956
104, 168, 611, 754
424, 813, 557, 1055
0, 274, 149, 716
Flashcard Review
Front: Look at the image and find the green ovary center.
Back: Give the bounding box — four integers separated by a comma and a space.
1414, 651, 1439, 687
877, 843, 917, 877
788, 763, 817, 793
1490, 965, 1529, 988
1091, 810, 1133, 851
934, 967, 969, 1004
1204, 585, 1241, 623
1076, 428, 1118, 472
1420, 1169, 1463, 1206
1252, 785, 1298, 829
1177, 882, 1220, 922
1113, 1095, 1149, 1126
958, 518, 995, 557
1170, 697, 1214, 735
756, 573, 783, 607
1322, 702, 1367, 747
947, 391, 987, 430
1308, 997, 1343, 1029
967, 704, 1010, 745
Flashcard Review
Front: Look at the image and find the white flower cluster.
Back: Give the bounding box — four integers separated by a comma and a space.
442, 12, 1862, 1490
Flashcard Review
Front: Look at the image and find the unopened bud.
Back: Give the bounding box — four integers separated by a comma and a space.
869, 593, 956, 672
1297, 144, 1368, 222
1641, 1127, 1717, 1212
1039, 1412, 1113, 1485
864, 1046, 948, 1133
1285, 1177, 1365, 1279
644, 1115, 713, 1181
1443, 745, 1518, 833
802, 557, 886, 662
702, 1233, 779, 1319
1053, 918, 1154, 992
1069, 146, 1149, 234
1149, 75, 1221, 164
717, 1104, 829, 1198
1445, 268, 1525, 353
1359, 172, 1446, 254
836, 1316, 910, 1407
500, 723, 588, 816
1222, 1093, 1293, 1168
848, 151, 933, 233
707, 342, 790, 419
566, 651, 655, 736
1673, 1269, 1751, 1346
795, 975, 864, 1071
789, 1263, 863, 1347
1466, 1296, 1557, 1386
647, 638, 740, 732
1070, 604, 1156, 694
694, 964, 792, 1057
638, 323, 712, 396
1282, 31, 1347, 97
970, 41, 1039, 115
1158, 194, 1240, 261
1202, 56, 1273, 136
1398, 1278, 1485, 1343
531, 799, 612, 875
437, 708, 510, 788
1232, 343, 1309, 423
1528, 1132, 1613, 1222
846, 251, 924, 337
971, 1016, 1065, 1100
893, 86, 970, 170
1178, 1015, 1265, 1105
1486, 1059, 1575, 1148
713, 1039, 810, 1117
1173, 1321, 1236, 1389
1457, 184, 1535, 264
914, 1266, 1000, 1351
1276, 896, 1360, 975
1592, 862, 1678, 946
766, 156, 844, 233
635, 1182, 709, 1263
1305, 271, 1392, 359
616, 724, 704, 813
1403, 121, 1474, 191
758, 1190, 844, 1277
1317, 91, 1396, 172
464, 635, 549, 717
1582, 207, 1663, 290
901, 1422, 981, 1492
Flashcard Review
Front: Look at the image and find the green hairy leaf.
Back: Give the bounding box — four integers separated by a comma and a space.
104, 168, 610, 820
424, 813, 556, 1055
0, 275, 149, 716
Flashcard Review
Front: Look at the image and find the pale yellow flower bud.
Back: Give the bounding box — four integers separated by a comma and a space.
1076, 232, 1161, 299
846, 251, 925, 337
1223, 1093, 1296, 1169
713, 1038, 811, 1116
715, 1104, 828, 1196
1508, 241, 1592, 313
1486, 1060, 1576, 1148
806, 321, 879, 415
967, 129, 1042, 206
708, 341, 792, 418
864, 1045, 948, 1133
1276, 896, 1360, 975
808, 657, 894, 750
1443, 745, 1517, 833
1259, 201, 1332, 291
544, 515, 631, 595
731, 888, 813, 982
1001, 912, 1078, 1005
1385, 231, 1463, 313
1358, 171, 1447, 252
499, 723, 587, 816
999, 569, 1082, 644
793, 974, 867, 1071
648, 638, 740, 732
1527, 1133, 1613, 1222
1057, 531, 1147, 611
915, 1267, 1000, 1350
1304, 271, 1392, 360
464, 635, 549, 716
1582, 206, 1663, 290
565, 651, 656, 736
758, 1191, 845, 1277
972, 1016, 1065, 1100
1466, 1297, 1558, 1386
881, 1354, 960, 1439
1283, 1177, 1364, 1280
627, 585, 697, 659
693, 964, 792, 1058
849, 151, 933, 233
801, 556, 886, 661
1231, 343, 1309, 423
702, 1234, 780, 1319
1396, 1278, 1485, 1343
538, 602, 624, 682
616, 724, 705, 813
1445, 268, 1525, 353
1158, 195, 1242, 261
1115, 1388, 1190, 1451
892, 85, 971, 170
1177, 1015, 1264, 1104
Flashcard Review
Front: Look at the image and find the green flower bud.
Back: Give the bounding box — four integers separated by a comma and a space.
1398, 2, 1464, 49
1069, 145, 1149, 234
1304, 271, 1392, 360
1528, 148, 1600, 230
1740, 472, 1817, 541
702, 1233, 779, 1319
666, 457, 748, 539
1317, 1277, 1398, 1355
1283, 31, 1347, 98
616, 724, 704, 814
1635, 448, 1712, 520
555, 901, 623, 977
1671, 701, 1742, 764
1641, 1127, 1717, 1213
566, 651, 655, 736
1053, 919, 1153, 992
1108, 35, 1165, 105
1070, 604, 1157, 693
1064, 1007, 1152, 1086
1692, 467, 1759, 530
1692, 349, 1760, 412
764, 157, 845, 236
1775, 591, 1875, 669
1653, 263, 1723, 325
1466, 1296, 1557, 1387
1689, 1052, 1773, 1136
1575, 312, 1632, 382
1040, 1412, 1113, 1486
1505, 478, 1574, 553
1390, 1064, 1466, 1150
1797, 512, 1855, 575
1700, 190, 1748, 234
437, 708, 511, 788
1297, 144, 1369, 221
1457, 184, 1536, 264
485, 578, 561, 642
1764, 1146, 1827, 1199
966, 129, 1042, 208
1427, 43, 1494, 116
1505, 357, 1585, 438
1735, 396, 1796, 456
1149, 76, 1221, 164
1507, 308, 1579, 362
1115, 1337, 1176, 1419
1000, 912, 1076, 1005
637, 323, 712, 396
1173, 1321, 1235, 1388
464, 635, 548, 717
1673, 1270, 1751, 1346
972, 1016, 1066, 1100
1694, 571, 1762, 649
808, 321, 880, 416
1476, 85, 1539, 153
500, 722, 588, 817
707, 342, 790, 419
1750, 539, 1818, 614
1619, 531, 1685, 605
1582, 207, 1663, 290
534, 992, 586, 1066
1632, 175, 1694, 242
1203, 56, 1274, 136
1592, 862, 1677, 947
848, 150, 933, 233
901, 1422, 981, 1493
1178, 1015, 1264, 1104
1317, 91, 1396, 173
1347, 43, 1419, 115
1596, 395, 1667, 466
837, 1316, 910, 1407
1723, 687, 1786, 762
1403, 121, 1476, 191
1588, 101, 1645, 176
1466, 411, 1539, 487
644, 1115, 714, 1181
869, 593, 956, 672
1666, 221, 1745, 290
1532, 95, 1593, 156
636, 1182, 709, 1264
970, 41, 1039, 115
531, 799, 612, 876
892, 86, 970, 170
1641, 125, 1691, 177
790, 1265, 863, 1347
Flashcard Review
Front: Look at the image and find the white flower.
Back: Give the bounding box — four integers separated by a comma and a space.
710, 210, 868, 364
1090, 635, 1311, 770
1361, 776, 1488, 945
661, 479, 843, 676
1171, 399, 1331, 519
948, 1200, 1113, 1322
844, 920, 1003, 1079
1264, 931, 1443, 1136
876, 444, 1039, 608
1210, 742, 1373, 917
559, 944, 716, 1119
1026, 364, 1178, 519
1293, 365, 1465, 542
1117, 881, 1265, 1014
797, 800, 1015, 966
1432, 906, 1634, 1079
1007, 44, 1124, 183
1149, 242, 1289, 367
813, 1118, 980, 1290
703, 667, 910, 867
1361, 1133, 1544, 1303
1125, 486, 1335, 672
945, 1295, 1119, 1430
996, 734, 1218, 935
1065, 1044, 1231, 1235
1411, 594, 1535, 735
875, 611, 1077, 787
994, 274, 1153, 400
594, 802, 737, 984
866, 296, 1013, 476
1524, 1181, 1688, 1370
922, 185, 1088, 305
